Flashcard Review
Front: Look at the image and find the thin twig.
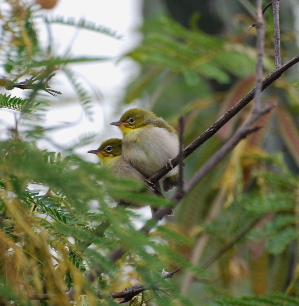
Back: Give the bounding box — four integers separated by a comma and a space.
109, 284, 146, 302
109, 267, 182, 303
272, 0, 281, 68
249, 0, 277, 29
149, 104, 275, 224
262, 1, 273, 15
0, 77, 62, 96
254, 0, 265, 112
176, 116, 185, 199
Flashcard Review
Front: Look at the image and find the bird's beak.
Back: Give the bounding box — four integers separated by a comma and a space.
87, 149, 104, 154
110, 121, 129, 127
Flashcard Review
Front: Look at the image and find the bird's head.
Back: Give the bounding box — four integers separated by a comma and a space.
88, 138, 122, 163
110, 108, 157, 135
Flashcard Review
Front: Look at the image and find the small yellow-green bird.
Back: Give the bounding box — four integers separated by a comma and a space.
88, 137, 172, 214
110, 108, 179, 191
88, 137, 146, 184
88, 138, 148, 208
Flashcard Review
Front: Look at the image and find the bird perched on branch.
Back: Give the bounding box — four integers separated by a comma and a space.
88, 138, 146, 207
88, 138, 145, 182
110, 108, 179, 191
88, 138, 166, 213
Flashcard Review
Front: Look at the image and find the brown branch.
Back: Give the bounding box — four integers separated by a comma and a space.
184, 125, 258, 195
262, 1, 274, 15
109, 267, 182, 303
254, 0, 264, 112
34, 268, 182, 303
148, 54, 299, 186
109, 284, 146, 303
272, 0, 281, 68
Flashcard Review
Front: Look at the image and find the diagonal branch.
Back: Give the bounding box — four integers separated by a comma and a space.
148, 54, 299, 185
184, 105, 274, 195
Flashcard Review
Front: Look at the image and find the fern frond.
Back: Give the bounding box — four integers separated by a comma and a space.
217, 294, 299, 305
128, 16, 255, 81
0, 94, 28, 111
249, 214, 295, 255
266, 227, 297, 255
45, 16, 123, 39
33, 56, 112, 68
62, 68, 93, 120
63, 133, 97, 151
244, 191, 295, 214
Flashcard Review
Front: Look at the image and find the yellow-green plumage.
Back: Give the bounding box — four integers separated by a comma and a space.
88, 138, 145, 182
88, 138, 165, 213
88, 138, 147, 207
110, 108, 179, 191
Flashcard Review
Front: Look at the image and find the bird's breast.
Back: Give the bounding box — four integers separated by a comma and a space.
122, 126, 179, 177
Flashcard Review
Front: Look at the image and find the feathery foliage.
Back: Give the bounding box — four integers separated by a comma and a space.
0, 93, 30, 111
1, 0, 299, 305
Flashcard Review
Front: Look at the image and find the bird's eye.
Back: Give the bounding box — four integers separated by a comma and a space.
128, 118, 135, 124
106, 146, 113, 152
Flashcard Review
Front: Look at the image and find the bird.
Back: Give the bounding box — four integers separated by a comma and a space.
88, 138, 146, 206
110, 108, 179, 191
88, 138, 164, 212
88, 138, 145, 182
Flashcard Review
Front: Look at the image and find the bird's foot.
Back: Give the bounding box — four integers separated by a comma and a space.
145, 179, 156, 191
166, 159, 174, 170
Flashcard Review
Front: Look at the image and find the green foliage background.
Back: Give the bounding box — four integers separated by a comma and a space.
1, 0, 299, 305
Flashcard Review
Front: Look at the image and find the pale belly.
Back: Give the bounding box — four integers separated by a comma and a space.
122, 126, 179, 178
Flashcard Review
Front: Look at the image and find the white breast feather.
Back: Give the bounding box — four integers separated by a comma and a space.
122, 126, 179, 178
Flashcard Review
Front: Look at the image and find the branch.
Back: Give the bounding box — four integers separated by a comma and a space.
0, 75, 62, 96
109, 267, 182, 303
272, 0, 281, 68
32, 268, 182, 303
148, 54, 299, 185
254, 0, 264, 112
109, 284, 146, 303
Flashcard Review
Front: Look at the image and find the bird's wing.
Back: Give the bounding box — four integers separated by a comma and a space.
151, 118, 176, 134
